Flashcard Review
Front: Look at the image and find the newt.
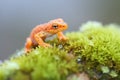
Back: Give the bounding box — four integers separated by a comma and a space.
25, 18, 68, 53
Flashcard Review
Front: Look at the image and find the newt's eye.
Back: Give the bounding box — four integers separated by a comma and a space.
52, 24, 58, 29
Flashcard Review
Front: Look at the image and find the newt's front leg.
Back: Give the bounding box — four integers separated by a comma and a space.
57, 32, 68, 41
34, 32, 52, 47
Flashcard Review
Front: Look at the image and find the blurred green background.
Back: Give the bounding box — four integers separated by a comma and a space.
0, 0, 120, 60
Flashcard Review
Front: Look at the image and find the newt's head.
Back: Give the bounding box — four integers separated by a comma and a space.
46, 18, 68, 34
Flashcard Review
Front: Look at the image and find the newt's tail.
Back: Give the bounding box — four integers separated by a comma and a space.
25, 38, 32, 53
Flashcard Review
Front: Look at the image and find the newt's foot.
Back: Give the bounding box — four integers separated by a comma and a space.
41, 43, 52, 48
58, 36, 68, 41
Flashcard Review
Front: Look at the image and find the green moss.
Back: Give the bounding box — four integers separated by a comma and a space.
0, 22, 120, 80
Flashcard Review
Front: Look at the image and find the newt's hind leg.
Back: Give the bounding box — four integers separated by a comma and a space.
25, 38, 32, 53
34, 32, 52, 48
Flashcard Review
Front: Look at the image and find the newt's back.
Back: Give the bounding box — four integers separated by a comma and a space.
30, 23, 48, 42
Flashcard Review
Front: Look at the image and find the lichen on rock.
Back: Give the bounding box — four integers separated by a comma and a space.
0, 22, 120, 80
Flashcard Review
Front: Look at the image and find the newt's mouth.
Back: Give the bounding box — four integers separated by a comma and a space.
59, 22, 68, 30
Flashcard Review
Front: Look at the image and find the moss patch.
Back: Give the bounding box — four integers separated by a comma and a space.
0, 22, 120, 80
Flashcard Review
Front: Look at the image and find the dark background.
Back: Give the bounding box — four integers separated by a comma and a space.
0, 0, 120, 60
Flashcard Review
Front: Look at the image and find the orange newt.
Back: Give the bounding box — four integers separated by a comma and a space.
25, 18, 68, 52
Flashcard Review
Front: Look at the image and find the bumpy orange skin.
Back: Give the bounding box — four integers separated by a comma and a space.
25, 18, 68, 53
